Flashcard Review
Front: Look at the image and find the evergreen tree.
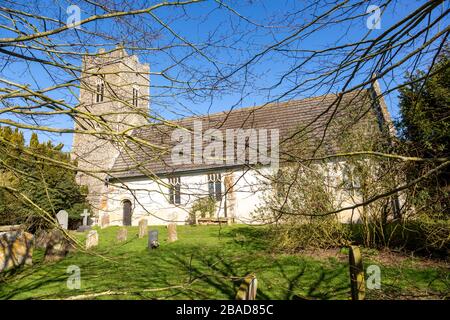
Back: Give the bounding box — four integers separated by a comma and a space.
0, 126, 88, 229
396, 48, 450, 216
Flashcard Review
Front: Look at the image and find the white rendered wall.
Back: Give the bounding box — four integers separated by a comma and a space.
102, 169, 271, 226
101, 163, 365, 226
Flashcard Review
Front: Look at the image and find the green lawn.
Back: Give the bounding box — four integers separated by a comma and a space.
0, 225, 447, 300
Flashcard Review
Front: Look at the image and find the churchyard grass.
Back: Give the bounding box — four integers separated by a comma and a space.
0, 225, 447, 300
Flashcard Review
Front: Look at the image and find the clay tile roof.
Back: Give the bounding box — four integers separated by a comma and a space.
109, 89, 379, 179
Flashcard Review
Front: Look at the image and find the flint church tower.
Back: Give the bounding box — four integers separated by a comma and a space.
72, 46, 150, 214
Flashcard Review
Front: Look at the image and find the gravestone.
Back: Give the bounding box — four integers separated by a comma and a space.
101, 214, 110, 229
56, 210, 68, 230
167, 223, 177, 242
0, 231, 34, 272
44, 229, 70, 262
195, 211, 201, 225
34, 230, 50, 249
235, 274, 257, 300
138, 219, 148, 238
85, 230, 99, 250
116, 227, 128, 242
148, 230, 159, 249
77, 209, 91, 232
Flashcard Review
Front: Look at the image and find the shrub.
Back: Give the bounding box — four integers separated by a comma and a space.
270, 216, 350, 252
387, 218, 449, 257
349, 217, 449, 257
0, 127, 89, 231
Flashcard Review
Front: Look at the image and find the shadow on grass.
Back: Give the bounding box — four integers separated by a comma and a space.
0, 261, 70, 299
220, 226, 272, 251
154, 248, 350, 300
0, 226, 354, 300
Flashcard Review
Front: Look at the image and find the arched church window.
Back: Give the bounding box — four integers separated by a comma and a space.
168, 177, 181, 205
208, 173, 222, 201
132, 87, 139, 107
96, 76, 104, 103
342, 164, 361, 193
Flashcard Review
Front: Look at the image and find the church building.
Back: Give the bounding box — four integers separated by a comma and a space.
72, 47, 395, 226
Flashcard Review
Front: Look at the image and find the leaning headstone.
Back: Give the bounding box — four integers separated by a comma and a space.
44, 229, 70, 262
34, 230, 50, 249
167, 223, 177, 242
349, 245, 365, 300
77, 209, 92, 232
101, 214, 110, 229
116, 227, 128, 242
56, 210, 68, 230
236, 274, 257, 300
85, 230, 99, 250
138, 219, 148, 238
148, 230, 159, 249
0, 231, 34, 272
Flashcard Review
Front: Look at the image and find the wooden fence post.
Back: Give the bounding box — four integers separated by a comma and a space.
349, 245, 365, 300
236, 274, 257, 300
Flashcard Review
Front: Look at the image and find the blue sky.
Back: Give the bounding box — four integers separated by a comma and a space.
0, 0, 447, 151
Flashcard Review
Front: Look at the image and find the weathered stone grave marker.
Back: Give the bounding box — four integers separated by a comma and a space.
44, 229, 70, 262
101, 214, 110, 229
0, 231, 34, 272
138, 219, 148, 238
167, 223, 177, 242
56, 210, 68, 230
85, 230, 98, 250
148, 230, 159, 249
195, 211, 201, 225
116, 227, 128, 242
35, 230, 50, 249
235, 274, 257, 300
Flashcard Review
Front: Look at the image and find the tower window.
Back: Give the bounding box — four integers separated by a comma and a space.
132, 87, 139, 107
168, 177, 181, 205
208, 173, 222, 201
96, 76, 104, 103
